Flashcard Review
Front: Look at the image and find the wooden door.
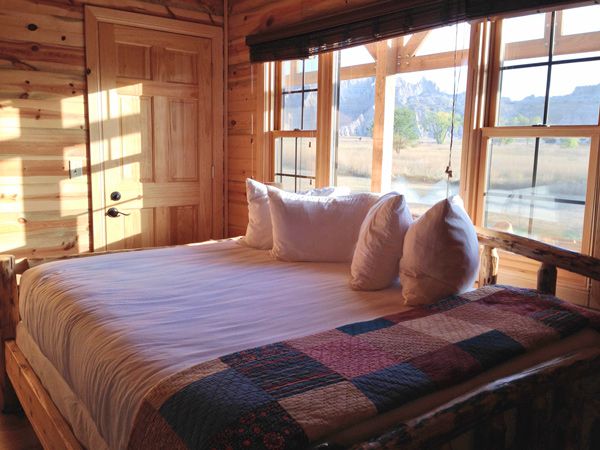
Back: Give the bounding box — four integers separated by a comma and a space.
86, 8, 223, 251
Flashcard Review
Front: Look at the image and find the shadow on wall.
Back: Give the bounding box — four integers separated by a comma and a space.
0, 75, 144, 259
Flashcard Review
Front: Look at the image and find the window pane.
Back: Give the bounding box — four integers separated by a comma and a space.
414, 22, 470, 56
484, 137, 589, 251
548, 61, 600, 125
281, 57, 318, 92
390, 64, 467, 215
303, 57, 319, 90
501, 13, 550, 67
303, 91, 317, 130
340, 45, 375, 67
497, 66, 548, 126
282, 93, 302, 130
560, 5, 600, 36
335, 76, 375, 192
281, 60, 304, 92
274, 137, 316, 192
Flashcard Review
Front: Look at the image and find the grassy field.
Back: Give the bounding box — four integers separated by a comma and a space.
277, 136, 589, 250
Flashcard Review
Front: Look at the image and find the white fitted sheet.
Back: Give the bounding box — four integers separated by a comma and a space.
17, 238, 600, 449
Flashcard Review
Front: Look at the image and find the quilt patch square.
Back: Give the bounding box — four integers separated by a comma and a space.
458, 285, 505, 301
207, 401, 308, 450
352, 363, 434, 413
425, 295, 470, 312
159, 368, 272, 449
362, 325, 448, 361
279, 382, 377, 441
447, 302, 558, 349
409, 344, 481, 386
456, 330, 524, 369
477, 288, 551, 316
401, 313, 492, 343
286, 329, 347, 353
383, 307, 434, 324
531, 307, 588, 337
337, 317, 395, 336
303, 334, 398, 378
221, 342, 344, 400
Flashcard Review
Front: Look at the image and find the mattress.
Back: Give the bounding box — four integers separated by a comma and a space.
17, 238, 600, 449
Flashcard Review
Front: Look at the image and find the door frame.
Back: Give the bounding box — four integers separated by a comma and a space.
85, 6, 224, 251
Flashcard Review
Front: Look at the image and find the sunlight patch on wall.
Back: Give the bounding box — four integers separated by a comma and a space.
0, 105, 21, 141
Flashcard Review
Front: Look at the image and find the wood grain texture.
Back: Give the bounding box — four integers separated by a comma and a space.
476, 226, 600, 282
0, 255, 19, 412
0, 0, 223, 260
5, 342, 82, 450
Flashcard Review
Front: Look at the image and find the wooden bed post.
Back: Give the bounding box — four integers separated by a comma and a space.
479, 245, 499, 287
0, 255, 20, 413
537, 263, 557, 295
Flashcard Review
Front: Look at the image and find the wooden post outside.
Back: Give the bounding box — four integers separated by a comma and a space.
479, 245, 499, 287
371, 39, 397, 193
537, 263, 557, 296
0, 255, 20, 412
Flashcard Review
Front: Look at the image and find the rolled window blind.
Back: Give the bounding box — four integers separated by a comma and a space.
246, 0, 581, 62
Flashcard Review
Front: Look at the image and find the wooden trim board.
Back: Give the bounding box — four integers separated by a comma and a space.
5, 341, 81, 450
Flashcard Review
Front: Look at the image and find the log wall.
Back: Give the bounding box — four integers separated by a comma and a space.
0, 0, 223, 259
226, 0, 385, 236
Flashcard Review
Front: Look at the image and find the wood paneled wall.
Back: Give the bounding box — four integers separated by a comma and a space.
0, 0, 223, 259
226, 0, 385, 236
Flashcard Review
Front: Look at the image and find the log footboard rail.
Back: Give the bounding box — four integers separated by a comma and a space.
1, 228, 600, 449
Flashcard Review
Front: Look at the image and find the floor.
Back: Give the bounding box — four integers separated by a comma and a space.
0, 412, 41, 450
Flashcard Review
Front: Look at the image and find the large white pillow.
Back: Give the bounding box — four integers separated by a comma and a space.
399, 196, 479, 305
243, 178, 272, 249
268, 188, 379, 262
243, 179, 351, 249
350, 193, 413, 291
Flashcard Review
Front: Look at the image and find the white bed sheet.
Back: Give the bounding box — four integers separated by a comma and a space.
17, 238, 600, 449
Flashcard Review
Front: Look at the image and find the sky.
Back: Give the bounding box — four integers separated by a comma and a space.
338, 4, 600, 100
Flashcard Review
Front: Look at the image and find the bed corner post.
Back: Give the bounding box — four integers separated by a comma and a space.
479, 245, 499, 287
0, 255, 20, 413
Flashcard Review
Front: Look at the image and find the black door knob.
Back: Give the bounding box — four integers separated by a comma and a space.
106, 207, 130, 218
110, 191, 121, 201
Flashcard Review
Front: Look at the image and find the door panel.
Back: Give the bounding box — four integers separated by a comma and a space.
93, 19, 221, 251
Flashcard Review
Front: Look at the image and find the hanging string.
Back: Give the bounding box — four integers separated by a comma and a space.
446, 22, 463, 198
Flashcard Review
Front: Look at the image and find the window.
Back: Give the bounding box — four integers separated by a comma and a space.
267, 4, 600, 305
483, 7, 600, 252
389, 24, 470, 215
333, 45, 375, 192
273, 58, 318, 192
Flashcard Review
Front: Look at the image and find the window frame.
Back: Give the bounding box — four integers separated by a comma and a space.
468, 11, 600, 307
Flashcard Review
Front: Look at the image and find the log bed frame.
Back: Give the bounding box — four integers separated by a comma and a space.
0, 227, 599, 450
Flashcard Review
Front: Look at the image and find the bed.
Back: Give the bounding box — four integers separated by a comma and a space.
1, 227, 599, 450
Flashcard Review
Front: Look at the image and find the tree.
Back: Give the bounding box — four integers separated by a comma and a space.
560, 138, 578, 148
393, 107, 419, 151
423, 111, 453, 145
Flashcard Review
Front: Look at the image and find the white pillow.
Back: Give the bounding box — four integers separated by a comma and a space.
399, 196, 479, 305
243, 178, 272, 249
243, 179, 351, 249
268, 188, 379, 262
350, 193, 413, 291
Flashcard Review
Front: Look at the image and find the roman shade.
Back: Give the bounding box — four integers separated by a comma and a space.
246, 0, 582, 62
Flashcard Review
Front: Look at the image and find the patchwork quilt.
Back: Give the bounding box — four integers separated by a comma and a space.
128, 286, 600, 450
